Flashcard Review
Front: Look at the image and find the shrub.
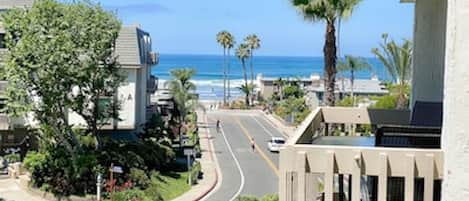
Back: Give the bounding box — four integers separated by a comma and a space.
4, 153, 21, 163
261, 194, 279, 201
190, 161, 201, 185
112, 188, 147, 201
237, 195, 259, 201
130, 168, 150, 189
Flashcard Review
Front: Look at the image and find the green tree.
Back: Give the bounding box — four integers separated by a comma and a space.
216, 31, 235, 105
245, 34, 261, 104
273, 78, 288, 101
236, 43, 251, 106
372, 33, 412, 109
337, 55, 371, 106
291, 0, 362, 106
168, 68, 198, 144
2, 0, 122, 155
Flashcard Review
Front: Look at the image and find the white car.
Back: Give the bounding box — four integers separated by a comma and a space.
267, 137, 286, 152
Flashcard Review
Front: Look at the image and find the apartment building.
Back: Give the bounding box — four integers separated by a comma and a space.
68, 25, 159, 134
279, 0, 464, 201
0, 1, 159, 154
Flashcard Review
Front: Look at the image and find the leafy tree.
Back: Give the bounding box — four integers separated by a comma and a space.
283, 84, 304, 99
291, 0, 362, 106
245, 34, 261, 104
2, 0, 122, 155
372, 33, 412, 109
216, 31, 235, 105
337, 55, 371, 106
273, 78, 288, 101
236, 43, 251, 106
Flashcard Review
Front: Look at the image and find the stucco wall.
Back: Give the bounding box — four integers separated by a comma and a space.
68, 68, 137, 129
410, 0, 447, 107
441, 0, 469, 200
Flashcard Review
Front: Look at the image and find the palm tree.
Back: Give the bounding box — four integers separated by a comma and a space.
216, 31, 235, 105
337, 55, 371, 106
372, 33, 412, 109
236, 43, 251, 106
291, 0, 362, 106
273, 78, 288, 101
168, 68, 197, 145
245, 34, 261, 104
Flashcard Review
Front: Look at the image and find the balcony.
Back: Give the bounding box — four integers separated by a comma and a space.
280, 106, 443, 201
149, 52, 159, 65
147, 75, 158, 93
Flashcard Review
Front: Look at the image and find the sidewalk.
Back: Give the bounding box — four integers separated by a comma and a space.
260, 111, 297, 138
172, 112, 220, 201
0, 178, 48, 201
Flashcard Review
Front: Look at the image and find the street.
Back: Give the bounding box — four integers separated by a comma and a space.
204, 110, 286, 201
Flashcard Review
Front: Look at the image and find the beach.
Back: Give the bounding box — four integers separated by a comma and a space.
152, 54, 390, 101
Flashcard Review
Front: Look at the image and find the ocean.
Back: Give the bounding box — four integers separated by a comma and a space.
152, 54, 389, 100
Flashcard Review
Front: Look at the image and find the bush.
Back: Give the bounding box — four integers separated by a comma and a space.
130, 168, 150, 189
237, 195, 259, 201
261, 194, 279, 201
112, 188, 147, 201
190, 161, 201, 185
4, 153, 21, 163
372, 95, 398, 109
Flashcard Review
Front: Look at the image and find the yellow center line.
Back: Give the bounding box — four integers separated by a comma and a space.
234, 117, 280, 177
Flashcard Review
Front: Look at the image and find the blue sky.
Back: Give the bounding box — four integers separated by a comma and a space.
97, 0, 414, 57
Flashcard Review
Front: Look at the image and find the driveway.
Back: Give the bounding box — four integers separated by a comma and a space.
0, 179, 48, 201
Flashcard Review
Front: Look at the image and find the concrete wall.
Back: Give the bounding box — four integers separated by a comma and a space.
410, 0, 447, 107
441, 0, 469, 200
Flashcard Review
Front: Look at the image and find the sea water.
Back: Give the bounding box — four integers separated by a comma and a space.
152, 54, 389, 101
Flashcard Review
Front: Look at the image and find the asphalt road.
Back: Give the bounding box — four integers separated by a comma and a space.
204, 110, 286, 201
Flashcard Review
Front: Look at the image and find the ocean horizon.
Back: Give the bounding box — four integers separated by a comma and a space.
151, 54, 391, 100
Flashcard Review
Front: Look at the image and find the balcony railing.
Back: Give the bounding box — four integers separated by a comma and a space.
149, 52, 159, 65
147, 75, 158, 93
280, 107, 443, 201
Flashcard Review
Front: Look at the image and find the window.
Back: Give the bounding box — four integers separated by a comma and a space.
0, 34, 5, 49
98, 97, 112, 125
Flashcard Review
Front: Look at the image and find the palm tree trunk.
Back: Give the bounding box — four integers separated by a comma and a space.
250, 51, 254, 105
242, 60, 249, 106
223, 48, 227, 106
227, 48, 231, 103
397, 83, 407, 109
351, 69, 355, 107
324, 20, 338, 106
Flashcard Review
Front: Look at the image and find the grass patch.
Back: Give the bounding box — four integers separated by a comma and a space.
157, 172, 191, 200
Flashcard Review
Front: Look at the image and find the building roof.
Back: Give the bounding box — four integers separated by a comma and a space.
0, 0, 34, 9
307, 78, 388, 95
115, 25, 151, 67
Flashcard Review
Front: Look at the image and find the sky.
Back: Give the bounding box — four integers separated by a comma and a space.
97, 0, 415, 57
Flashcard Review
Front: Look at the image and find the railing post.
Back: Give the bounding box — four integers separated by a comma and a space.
424, 154, 435, 201
296, 151, 307, 201
325, 151, 335, 201
378, 153, 388, 201
405, 154, 415, 201
351, 151, 361, 201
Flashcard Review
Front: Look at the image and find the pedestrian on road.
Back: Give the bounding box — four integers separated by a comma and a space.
251, 137, 255, 152
216, 119, 221, 133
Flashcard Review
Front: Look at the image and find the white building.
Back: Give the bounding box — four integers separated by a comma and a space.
68, 25, 159, 134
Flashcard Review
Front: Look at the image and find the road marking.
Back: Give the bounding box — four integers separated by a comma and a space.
234, 117, 280, 177
217, 119, 246, 201
251, 116, 275, 137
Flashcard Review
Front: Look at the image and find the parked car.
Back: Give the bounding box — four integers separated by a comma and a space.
267, 137, 286, 152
